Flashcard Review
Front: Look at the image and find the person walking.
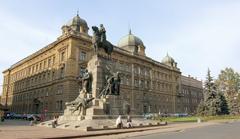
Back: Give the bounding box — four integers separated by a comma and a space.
116, 115, 123, 129
52, 116, 58, 128
0, 110, 4, 122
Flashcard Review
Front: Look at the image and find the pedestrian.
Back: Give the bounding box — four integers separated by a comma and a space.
0, 111, 4, 122
1, 116, 4, 122
30, 115, 37, 126
126, 115, 132, 128
33, 115, 37, 124
116, 115, 123, 129
52, 116, 58, 128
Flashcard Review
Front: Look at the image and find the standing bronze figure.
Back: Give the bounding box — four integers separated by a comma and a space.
76, 69, 92, 94
99, 66, 121, 97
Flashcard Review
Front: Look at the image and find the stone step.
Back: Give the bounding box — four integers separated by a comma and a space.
86, 107, 105, 115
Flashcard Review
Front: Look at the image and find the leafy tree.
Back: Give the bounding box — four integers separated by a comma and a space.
215, 68, 240, 115
197, 101, 207, 116
216, 68, 240, 96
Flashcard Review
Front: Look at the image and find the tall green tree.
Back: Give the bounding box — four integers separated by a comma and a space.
216, 92, 229, 115
204, 69, 216, 101
197, 69, 229, 116
215, 68, 240, 115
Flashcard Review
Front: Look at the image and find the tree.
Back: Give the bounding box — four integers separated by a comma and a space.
197, 101, 207, 116
216, 92, 229, 115
197, 69, 229, 116
204, 69, 216, 101
215, 68, 240, 115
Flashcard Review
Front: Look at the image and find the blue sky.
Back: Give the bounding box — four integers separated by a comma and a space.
0, 0, 240, 94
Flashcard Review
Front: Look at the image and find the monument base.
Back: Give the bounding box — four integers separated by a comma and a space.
39, 54, 139, 130
38, 115, 162, 131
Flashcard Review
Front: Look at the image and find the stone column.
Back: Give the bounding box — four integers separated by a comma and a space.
87, 54, 104, 99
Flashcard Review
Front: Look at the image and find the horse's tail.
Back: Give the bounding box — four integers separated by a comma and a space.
110, 43, 114, 52
107, 41, 114, 53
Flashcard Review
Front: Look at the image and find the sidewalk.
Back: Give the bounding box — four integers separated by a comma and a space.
43, 122, 218, 139
0, 120, 219, 139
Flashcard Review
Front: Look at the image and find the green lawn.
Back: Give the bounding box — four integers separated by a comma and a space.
160, 116, 198, 122
159, 115, 240, 123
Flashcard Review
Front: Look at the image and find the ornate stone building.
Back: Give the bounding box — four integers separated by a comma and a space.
1, 14, 203, 115
177, 75, 203, 114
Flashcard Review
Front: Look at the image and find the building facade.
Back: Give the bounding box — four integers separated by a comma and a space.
177, 75, 203, 114
1, 14, 203, 115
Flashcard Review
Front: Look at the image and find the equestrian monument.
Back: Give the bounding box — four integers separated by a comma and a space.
57, 24, 126, 124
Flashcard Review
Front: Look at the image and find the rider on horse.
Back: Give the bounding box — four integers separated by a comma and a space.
99, 24, 106, 43
92, 24, 113, 58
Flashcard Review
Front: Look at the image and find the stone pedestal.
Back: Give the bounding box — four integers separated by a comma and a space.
87, 54, 111, 98
85, 55, 125, 117
105, 95, 123, 115
59, 54, 126, 121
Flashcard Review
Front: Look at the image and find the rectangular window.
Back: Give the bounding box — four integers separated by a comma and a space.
138, 67, 141, 74
48, 58, 51, 67
126, 77, 130, 86
32, 66, 35, 73
140, 80, 144, 88
52, 71, 55, 79
60, 100, 63, 111
39, 63, 42, 70
134, 66, 138, 74
79, 51, 86, 61
45, 102, 48, 111
45, 88, 49, 97
36, 64, 38, 71
44, 60, 47, 69
126, 64, 130, 72
43, 73, 46, 80
56, 100, 63, 111
141, 68, 145, 75
60, 67, 64, 78
57, 85, 63, 95
61, 51, 65, 61
47, 72, 50, 80
53, 56, 55, 64
134, 79, 138, 87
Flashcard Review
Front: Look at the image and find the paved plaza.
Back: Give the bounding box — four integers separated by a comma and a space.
86, 120, 240, 139
0, 119, 226, 139
127, 121, 240, 139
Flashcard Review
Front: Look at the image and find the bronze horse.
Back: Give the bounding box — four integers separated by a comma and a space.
92, 26, 113, 58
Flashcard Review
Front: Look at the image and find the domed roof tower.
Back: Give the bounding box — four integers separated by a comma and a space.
118, 30, 145, 55
162, 53, 178, 68
61, 13, 89, 35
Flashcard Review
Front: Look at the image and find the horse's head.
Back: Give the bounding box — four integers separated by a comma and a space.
92, 26, 99, 33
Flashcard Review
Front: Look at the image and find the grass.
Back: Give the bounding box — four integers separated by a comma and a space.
200, 115, 240, 122
158, 115, 240, 123
160, 116, 198, 122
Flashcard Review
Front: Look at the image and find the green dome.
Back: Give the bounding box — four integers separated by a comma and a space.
118, 30, 144, 48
